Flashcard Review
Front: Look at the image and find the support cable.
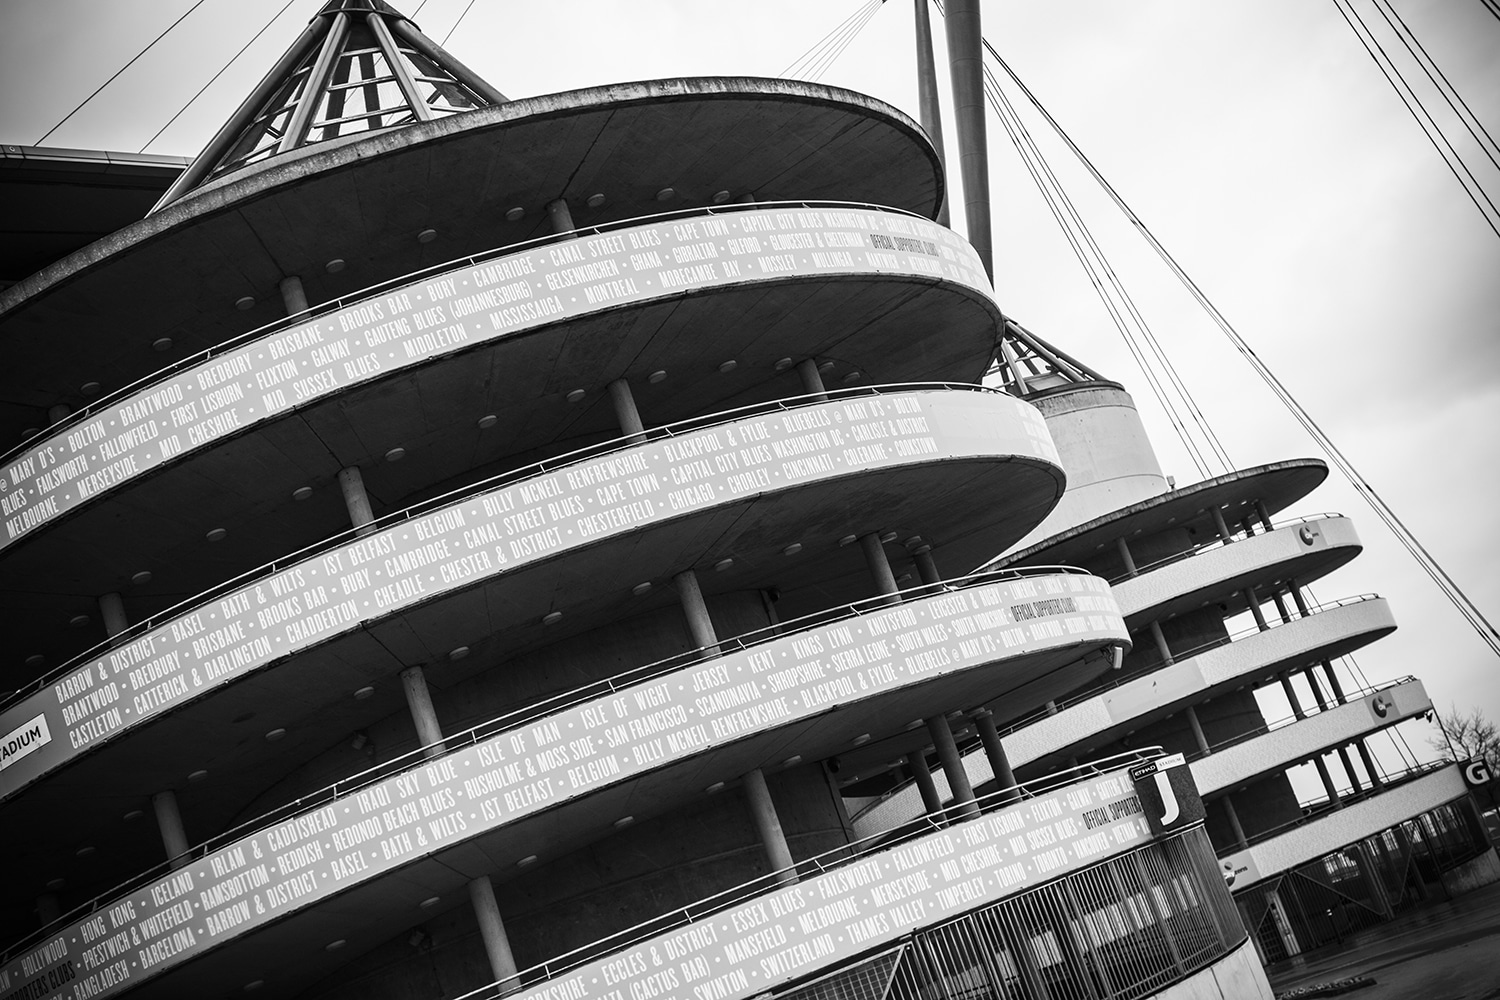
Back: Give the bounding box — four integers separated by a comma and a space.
139, 0, 301, 153
440, 0, 479, 46
781, 0, 883, 80
984, 37, 1500, 660
36, 0, 211, 146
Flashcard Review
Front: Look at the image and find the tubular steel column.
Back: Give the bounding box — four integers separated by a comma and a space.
1324, 660, 1347, 704
942, 0, 993, 278
911, 544, 941, 586
927, 714, 979, 819
1185, 704, 1209, 755
99, 592, 128, 638
1245, 587, 1269, 631
608, 378, 647, 444
907, 750, 943, 817
400, 665, 446, 758
468, 875, 521, 992
1148, 620, 1174, 665
1222, 794, 1248, 848
1357, 740, 1383, 788
795, 359, 828, 402
279, 275, 309, 315
860, 532, 900, 603
338, 465, 377, 536
1338, 746, 1363, 794
912, 0, 950, 226
973, 709, 1020, 802
743, 768, 797, 884
1281, 671, 1306, 720
1211, 506, 1234, 543
1116, 536, 1139, 577
1314, 754, 1342, 809
152, 790, 191, 869
546, 198, 575, 234
675, 569, 721, 656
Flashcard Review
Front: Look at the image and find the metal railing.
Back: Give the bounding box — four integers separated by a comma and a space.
1, 562, 1098, 961
2, 198, 944, 465
3, 380, 1001, 708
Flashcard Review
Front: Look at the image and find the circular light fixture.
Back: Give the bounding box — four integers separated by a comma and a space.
68, 613, 90, 628
206, 527, 228, 542
852, 733, 872, 746
566, 388, 586, 403
325, 258, 346, 273
384, 446, 406, 462
517, 854, 539, 867
292, 486, 314, 501
782, 755, 802, 768
448, 646, 470, 661
782, 543, 802, 556
718, 360, 737, 373
648, 369, 667, 384
477, 414, 498, 429
244, 981, 264, 992
774, 357, 794, 371
21, 427, 41, 440
151, 337, 174, 352
838, 534, 857, 547
542, 611, 563, 626
123, 809, 144, 822
417, 228, 438, 244
631, 581, 652, 596
325, 940, 346, 951
905, 719, 924, 730
841, 372, 861, 384
46, 878, 65, 890
25, 653, 45, 667
879, 531, 898, 544
419, 896, 441, 908
613, 815, 635, 828
705, 781, 726, 793
655, 187, 675, 201
586, 193, 606, 208
817, 361, 835, 373
265, 728, 287, 742
76, 845, 95, 857
711, 190, 731, 204
235, 296, 255, 311
504, 206, 525, 222
188, 769, 209, 782
713, 558, 734, 572
131, 570, 152, 585
353, 685, 375, 700
80, 381, 102, 395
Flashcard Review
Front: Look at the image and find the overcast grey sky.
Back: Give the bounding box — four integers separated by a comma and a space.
2, 0, 1497, 768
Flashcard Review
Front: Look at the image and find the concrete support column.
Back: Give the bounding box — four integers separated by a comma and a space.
973, 709, 1019, 802
794, 359, 828, 402
1148, 620, 1174, 665
860, 532, 899, 602
1289, 581, 1312, 617
99, 592, 128, 638
1244, 587, 1269, 631
906, 751, 943, 817
1357, 740, 1383, 788
1271, 589, 1294, 624
910, 544, 941, 587
400, 665, 446, 758
1324, 660, 1347, 704
338, 466, 376, 536
1211, 506, 1234, 543
279, 275, 309, 315
743, 767, 796, 884
1337, 745, 1362, 794
1314, 754, 1342, 809
608, 378, 646, 444
927, 715, 979, 819
1185, 704, 1209, 755
911, 0, 950, 227
152, 790, 191, 869
468, 875, 521, 992
1222, 794, 1248, 848
1280, 672, 1306, 720
546, 198, 575, 234
1115, 536, 1138, 577
674, 569, 720, 656
1306, 667, 1331, 712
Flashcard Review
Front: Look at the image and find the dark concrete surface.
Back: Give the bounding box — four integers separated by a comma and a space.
1266, 878, 1500, 1000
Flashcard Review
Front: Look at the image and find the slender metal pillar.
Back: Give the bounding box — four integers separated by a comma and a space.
1337, 746, 1362, 794
1280, 672, 1305, 720
400, 665, 446, 758
912, 0, 950, 226
907, 751, 943, 817
794, 359, 828, 401
942, 0, 993, 277
1211, 506, 1234, 543
860, 532, 900, 602
674, 569, 720, 656
279, 275, 309, 315
546, 198, 575, 234
1289, 581, 1312, 616
608, 378, 646, 443
1245, 587, 1269, 630
1357, 740, 1383, 788
1116, 536, 1138, 577
468, 875, 521, 992
927, 715, 979, 818
99, 592, 128, 638
1271, 589, 1293, 624
1314, 754, 1342, 809
1222, 794, 1248, 848
1148, 620, 1174, 665
280, 14, 351, 152
911, 544, 941, 586
743, 768, 797, 883
1185, 704, 1209, 755
1256, 500, 1275, 532
1306, 667, 1331, 712
152, 790, 191, 869
973, 709, 1019, 802
1324, 660, 1347, 704
338, 466, 376, 535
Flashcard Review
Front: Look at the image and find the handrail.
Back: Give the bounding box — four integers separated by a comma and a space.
3, 380, 1003, 708
1186, 674, 1420, 761
1106, 512, 1346, 585
2, 563, 1099, 958
853, 593, 1384, 818
2, 198, 942, 463
446, 747, 1168, 1000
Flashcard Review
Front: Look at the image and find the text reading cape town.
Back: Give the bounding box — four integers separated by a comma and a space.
0, 576, 1125, 1000
0, 388, 1058, 797
0, 206, 989, 547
